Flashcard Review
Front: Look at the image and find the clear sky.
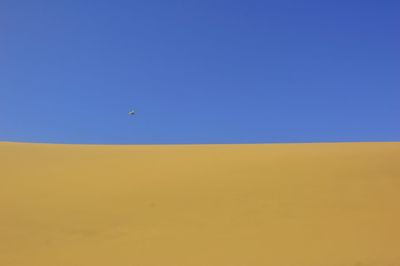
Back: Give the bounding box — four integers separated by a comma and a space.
1, 0, 399, 144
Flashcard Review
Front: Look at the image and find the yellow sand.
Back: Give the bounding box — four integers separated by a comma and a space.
0, 142, 399, 266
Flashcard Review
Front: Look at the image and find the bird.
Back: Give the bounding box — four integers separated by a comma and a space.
128, 110, 136, 116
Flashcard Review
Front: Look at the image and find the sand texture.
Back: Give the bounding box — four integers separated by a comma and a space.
0, 142, 399, 266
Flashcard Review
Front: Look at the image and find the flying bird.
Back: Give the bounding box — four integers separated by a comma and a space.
128, 110, 136, 116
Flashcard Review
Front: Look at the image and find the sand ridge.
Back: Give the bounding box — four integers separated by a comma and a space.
0, 142, 400, 266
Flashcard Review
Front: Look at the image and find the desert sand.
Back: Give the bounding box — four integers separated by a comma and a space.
0, 142, 399, 266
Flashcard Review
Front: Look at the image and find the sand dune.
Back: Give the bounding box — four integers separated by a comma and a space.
0, 142, 399, 266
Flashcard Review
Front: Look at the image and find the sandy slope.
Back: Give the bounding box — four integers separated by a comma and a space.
0, 142, 399, 266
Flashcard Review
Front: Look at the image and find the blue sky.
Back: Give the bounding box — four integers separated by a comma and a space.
1, 0, 399, 144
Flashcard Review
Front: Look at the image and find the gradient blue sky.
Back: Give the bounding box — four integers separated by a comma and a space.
1, 0, 399, 144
